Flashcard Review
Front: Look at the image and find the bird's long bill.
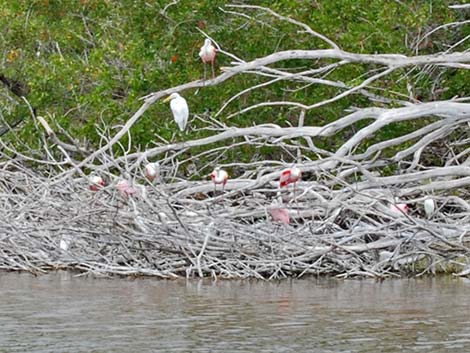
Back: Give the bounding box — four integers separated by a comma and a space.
162, 96, 172, 103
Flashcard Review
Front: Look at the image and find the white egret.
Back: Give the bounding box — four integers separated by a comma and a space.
210, 167, 228, 193
59, 236, 71, 251
424, 197, 435, 218
199, 38, 217, 79
163, 93, 189, 132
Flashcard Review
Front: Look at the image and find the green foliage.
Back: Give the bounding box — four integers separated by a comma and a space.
0, 0, 467, 160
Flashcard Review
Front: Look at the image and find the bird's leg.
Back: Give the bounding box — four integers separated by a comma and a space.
213, 183, 217, 196
294, 182, 300, 216
211, 59, 215, 79
203, 63, 207, 85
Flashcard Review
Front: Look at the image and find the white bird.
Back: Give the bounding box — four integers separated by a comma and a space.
199, 38, 217, 79
424, 197, 435, 218
59, 236, 70, 251
145, 162, 160, 182
378, 250, 393, 263
163, 93, 189, 132
210, 167, 228, 193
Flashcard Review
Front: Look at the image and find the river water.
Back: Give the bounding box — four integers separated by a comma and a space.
0, 272, 469, 352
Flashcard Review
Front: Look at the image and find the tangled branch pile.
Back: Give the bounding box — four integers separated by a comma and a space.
0, 5, 469, 279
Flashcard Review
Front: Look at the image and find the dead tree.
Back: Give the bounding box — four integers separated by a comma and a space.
0, 4, 469, 279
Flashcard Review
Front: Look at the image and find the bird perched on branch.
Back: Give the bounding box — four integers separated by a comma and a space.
279, 166, 301, 188
199, 38, 217, 79
116, 180, 137, 198
390, 203, 409, 216
280, 165, 302, 202
210, 167, 228, 193
59, 235, 71, 251
424, 197, 435, 219
163, 93, 189, 132
145, 162, 160, 182
269, 208, 290, 225
89, 175, 105, 191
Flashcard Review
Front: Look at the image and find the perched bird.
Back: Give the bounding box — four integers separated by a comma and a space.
280, 166, 302, 188
378, 250, 393, 263
269, 208, 290, 225
210, 167, 228, 193
199, 38, 217, 79
116, 180, 137, 198
145, 162, 160, 182
59, 236, 71, 251
89, 175, 105, 191
424, 197, 435, 218
390, 203, 409, 216
163, 93, 189, 132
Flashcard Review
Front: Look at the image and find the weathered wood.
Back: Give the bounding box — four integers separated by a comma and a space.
0, 4, 469, 279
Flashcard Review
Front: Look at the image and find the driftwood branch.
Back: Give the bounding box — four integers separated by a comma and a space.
1, 4, 469, 279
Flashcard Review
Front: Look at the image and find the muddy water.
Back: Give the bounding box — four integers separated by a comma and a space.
0, 273, 469, 352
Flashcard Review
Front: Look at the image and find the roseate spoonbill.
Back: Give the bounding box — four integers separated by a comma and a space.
424, 197, 435, 218
210, 167, 228, 193
145, 162, 160, 182
280, 166, 301, 188
163, 93, 189, 132
390, 203, 409, 216
89, 175, 105, 191
280, 165, 301, 201
269, 208, 290, 225
116, 180, 137, 198
199, 38, 217, 79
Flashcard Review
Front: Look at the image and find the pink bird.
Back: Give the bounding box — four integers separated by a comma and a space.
116, 180, 138, 198
270, 208, 290, 224
279, 166, 301, 188
89, 175, 105, 191
145, 162, 159, 182
210, 167, 228, 193
390, 203, 409, 215
199, 38, 217, 79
